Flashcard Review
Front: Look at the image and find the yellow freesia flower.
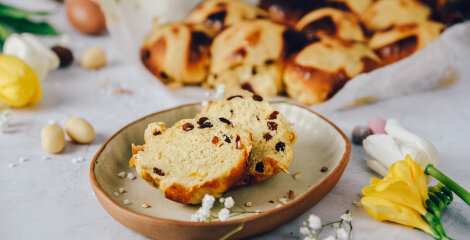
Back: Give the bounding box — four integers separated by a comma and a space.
0, 54, 42, 107
361, 155, 434, 235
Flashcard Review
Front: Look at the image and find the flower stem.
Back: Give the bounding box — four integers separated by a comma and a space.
425, 164, 470, 206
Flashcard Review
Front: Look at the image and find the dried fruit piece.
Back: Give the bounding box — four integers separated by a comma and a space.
153, 167, 165, 176
235, 135, 241, 149
275, 142, 285, 152
268, 111, 279, 120
252, 94, 263, 101
197, 117, 209, 125
182, 123, 194, 131
212, 136, 219, 144
320, 166, 328, 172
255, 162, 264, 173
263, 132, 273, 141
153, 131, 162, 136
267, 121, 278, 130
227, 95, 243, 100
223, 134, 231, 143
218, 117, 232, 126
288, 190, 295, 199
199, 121, 213, 128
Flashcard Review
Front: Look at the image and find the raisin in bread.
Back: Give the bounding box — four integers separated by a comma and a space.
200, 90, 296, 185
130, 117, 252, 204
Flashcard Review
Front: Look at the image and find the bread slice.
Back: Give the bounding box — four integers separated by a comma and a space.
130, 117, 252, 204
200, 90, 296, 185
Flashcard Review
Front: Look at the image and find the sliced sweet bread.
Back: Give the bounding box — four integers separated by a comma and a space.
200, 90, 296, 185
130, 117, 252, 204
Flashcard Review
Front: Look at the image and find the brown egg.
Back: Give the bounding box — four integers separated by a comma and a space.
66, 0, 106, 35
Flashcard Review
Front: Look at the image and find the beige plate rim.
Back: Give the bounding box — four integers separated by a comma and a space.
89, 101, 351, 227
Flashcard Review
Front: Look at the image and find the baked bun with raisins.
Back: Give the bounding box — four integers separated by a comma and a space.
295, 8, 365, 42
326, 0, 373, 16
140, 22, 216, 88
361, 0, 432, 31
205, 19, 305, 98
200, 90, 297, 185
129, 117, 252, 204
259, 0, 325, 26
369, 21, 444, 66
187, 0, 268, 31
284, 37, 380, 105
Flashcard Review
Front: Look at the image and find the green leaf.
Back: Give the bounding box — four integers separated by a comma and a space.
0, 3, 49, 20
0, 17, 58, 36
0, 24, 9, 52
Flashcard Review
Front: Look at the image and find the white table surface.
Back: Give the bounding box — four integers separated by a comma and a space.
1, 1, 469, 240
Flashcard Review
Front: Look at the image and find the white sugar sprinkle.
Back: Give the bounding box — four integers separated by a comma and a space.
19, 157, 28, 163
118, 171, 126, 178
278, 198, 288, 205
201, 100, 209, 107
41, 156, 51, 160
118, 188, 125, 193
76, 157, 84, 162
72, 158, 78, 164
127, 172, 136, 180
8, 163, 16, 168
123, 199, 130, 205
245, 201, 252, 207
114, 192, 119, 197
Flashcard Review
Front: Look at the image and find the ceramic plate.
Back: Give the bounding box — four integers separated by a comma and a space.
90, 101, 351, 239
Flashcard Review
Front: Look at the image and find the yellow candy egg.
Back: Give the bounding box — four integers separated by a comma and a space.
0, 54, 42, 107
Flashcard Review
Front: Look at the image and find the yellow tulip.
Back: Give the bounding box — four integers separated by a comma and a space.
361, 155, 435, 236
0, 54, 42, 107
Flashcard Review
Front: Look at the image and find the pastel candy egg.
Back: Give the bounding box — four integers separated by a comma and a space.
367, 118, 386, 134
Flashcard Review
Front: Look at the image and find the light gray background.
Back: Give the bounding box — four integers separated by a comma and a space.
1, 1, 469, 239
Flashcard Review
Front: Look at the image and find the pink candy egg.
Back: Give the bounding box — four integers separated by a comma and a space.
367, 118, 386, 134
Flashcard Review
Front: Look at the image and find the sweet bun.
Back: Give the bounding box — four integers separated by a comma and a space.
187, 0, 268, 31
296, 7, 365, 42
200, 90, 296, 185
369, 21, 444, 66
140, 22, 216, 87
259, 0, 324, 26
130, 117, 252, 204
205, 19, 305, 97
284, 37, 380, 105
326, 0, 373, 16
361, 0, 431, 31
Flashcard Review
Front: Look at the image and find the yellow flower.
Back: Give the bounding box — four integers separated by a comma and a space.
361, 155, 433, 235
0, 54, 42, 107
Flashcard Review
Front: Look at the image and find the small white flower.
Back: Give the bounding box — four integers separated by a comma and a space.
278, 197, 288, 204
275, 204, 282, 208
245, 201, 252, 207
218, 208, 230, 221
323, 236, 335, 240
224, 197, 234, 209
219, 197, 225, 203
191, 207, 211, 222
299, 226, 310, 236
341, 212, 353, 222
303, 237, 316, 240
201, 194, 215, 210
336, 228, 348, 240
118, 171, 126, 178
113, 192, 119, 197
308, 214, 322, 230
118, 188, 125, 193
123, 199, 130, 205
